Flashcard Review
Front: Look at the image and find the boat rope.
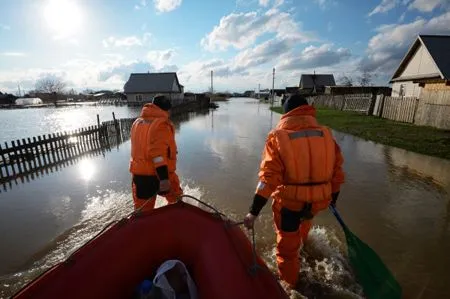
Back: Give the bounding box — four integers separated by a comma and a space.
177, 195, 262, 275
177, 194, 227, 218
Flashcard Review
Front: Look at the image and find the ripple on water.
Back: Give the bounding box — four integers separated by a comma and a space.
1, 185, 362, 299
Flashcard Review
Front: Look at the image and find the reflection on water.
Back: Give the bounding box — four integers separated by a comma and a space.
78, 158, 96, 181
1, 99, 450, 298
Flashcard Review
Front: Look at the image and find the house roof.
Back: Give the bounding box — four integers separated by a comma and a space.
124, 72, 182, 94
299, 74, 336, 89
390, 35, 450, 82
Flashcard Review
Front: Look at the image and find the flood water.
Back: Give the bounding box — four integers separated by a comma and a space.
1, 98, 450, 299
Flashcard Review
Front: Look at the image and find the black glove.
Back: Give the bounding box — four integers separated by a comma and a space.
331, 191, 340, 206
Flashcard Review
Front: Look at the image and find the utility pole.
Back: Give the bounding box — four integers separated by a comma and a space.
211, 70, 214, 94
258, 83, 260, 99
272, 68, 275, 107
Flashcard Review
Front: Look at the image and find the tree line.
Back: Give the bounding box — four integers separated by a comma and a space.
337, 71, 375, 87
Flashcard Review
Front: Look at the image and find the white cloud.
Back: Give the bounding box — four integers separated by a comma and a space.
368, 0, 399, 17
0, 23, 10, 30
368, 0, 447, 16
361, 11, 450, 74
408, 0, 448, 12
177, 39, 354, 92
154, 0, 182, 12
1, 52, 26, 57
230, 38, 293, 73
201, 9, 315, 51
147, 49, 177, 68
259, 0, 270, 6
276, 44, 351, 71
102, 33, 151, 48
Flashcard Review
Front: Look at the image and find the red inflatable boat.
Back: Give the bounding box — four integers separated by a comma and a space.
13, 198, 288, 299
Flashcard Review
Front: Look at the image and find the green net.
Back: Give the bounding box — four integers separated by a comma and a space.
344, 225, 402, 299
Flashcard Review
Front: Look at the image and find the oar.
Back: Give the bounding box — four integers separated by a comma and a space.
329, 204, 402, 299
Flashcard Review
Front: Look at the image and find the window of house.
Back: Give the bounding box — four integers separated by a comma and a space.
136, 94, 143, 101
399, 84, 405, 97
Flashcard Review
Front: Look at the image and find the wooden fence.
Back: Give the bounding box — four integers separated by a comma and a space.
0, 115, 136, 191
309, 94, 373, 114
380, 96, 418, 123
414, 89, 450, 129
308, 89, 450, 129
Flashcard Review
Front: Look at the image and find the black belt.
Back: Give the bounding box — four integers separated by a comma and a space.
284, 182, 327, 186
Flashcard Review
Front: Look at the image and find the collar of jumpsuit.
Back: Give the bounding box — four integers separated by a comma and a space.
278, 105, 318, 129
140, 103, 169, 119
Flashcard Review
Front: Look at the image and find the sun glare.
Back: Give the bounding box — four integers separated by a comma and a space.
44, 0, 83, 38
78, 158, 96, 182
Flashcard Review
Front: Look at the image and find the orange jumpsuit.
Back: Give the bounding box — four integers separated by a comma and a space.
129, 103, 182, 212
254, 105, 345, 287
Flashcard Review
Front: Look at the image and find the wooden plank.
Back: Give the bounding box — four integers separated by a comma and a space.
388, 98, 394, 120
83, 127, 88, 153
89, 126, 95, 150
0, 144, 10, 178
75, 129, 82, 156
5, 142, 16, 177
32, 137, 42, 169
408, 98, 414, 122
81, 128, 87, 152
21, 138, 31, 173
403, 98, 409, 122
51, 133, 60, 162
65, 131, 72, 158
18, 139, 28, 173
38, 135, 48, 166
59, 132, 66, 161
11, 140, 23, 175
384, 97, 389, 119
69, 130, 76, 157
59, 132, 66, 162
47, 134, 56, 164
91, 126, 97, 149
26, 137, 35, 170
0, 145, 4, 181
85, 127, 91, 151
400, 98, 405, 122
55, 132, 63, 161
61, 131, 68, 160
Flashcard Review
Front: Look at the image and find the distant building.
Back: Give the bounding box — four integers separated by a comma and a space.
123, 72, 184, 106
243, 90, 255, 98
299, 74, 336, 94
390, 35, 450, 97
15, 97, 43, 106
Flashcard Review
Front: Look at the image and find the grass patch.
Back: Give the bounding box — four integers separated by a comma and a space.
271, 106, 450, 160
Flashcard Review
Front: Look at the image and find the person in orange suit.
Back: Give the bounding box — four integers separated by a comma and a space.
129, 95, 182, 212
244, 94, 345, 288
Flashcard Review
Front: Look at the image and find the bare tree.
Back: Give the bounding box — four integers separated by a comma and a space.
358, 71, 373, 87
35, 76, 66, 94
337, 74, 353, 87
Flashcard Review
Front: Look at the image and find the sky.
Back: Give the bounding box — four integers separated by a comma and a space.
0, 0, 449, 94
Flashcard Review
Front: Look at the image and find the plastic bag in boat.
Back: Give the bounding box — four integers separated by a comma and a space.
153, 260, 198, 299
